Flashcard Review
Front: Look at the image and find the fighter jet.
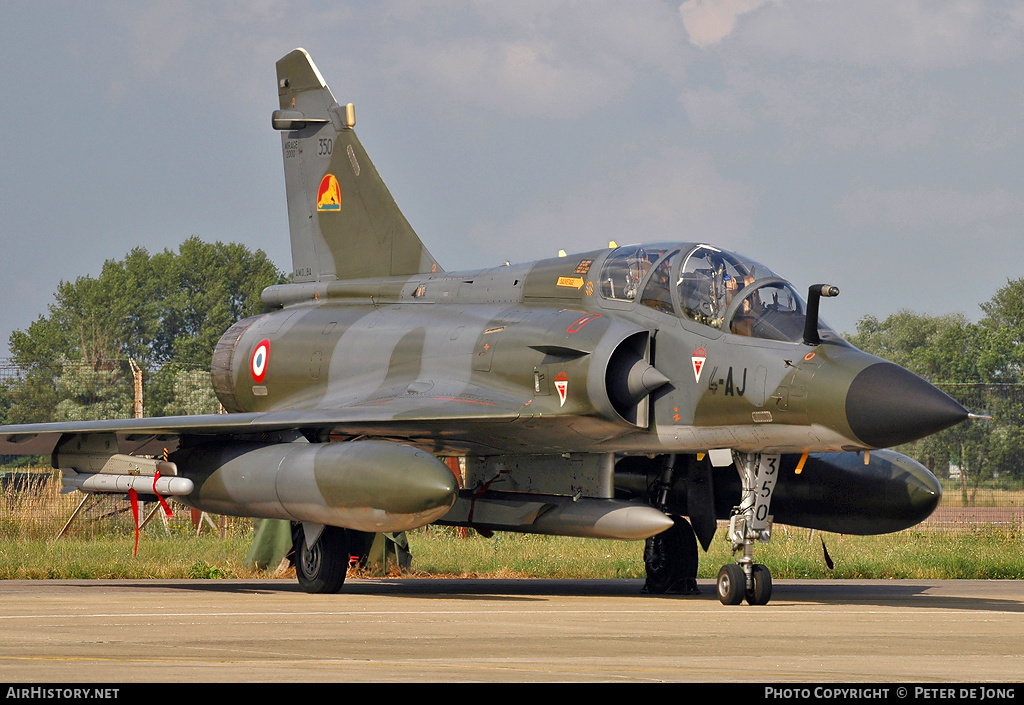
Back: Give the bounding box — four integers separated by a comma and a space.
0, 49, 969, 605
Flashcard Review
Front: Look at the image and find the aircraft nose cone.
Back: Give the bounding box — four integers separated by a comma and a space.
845, 362, 968, 448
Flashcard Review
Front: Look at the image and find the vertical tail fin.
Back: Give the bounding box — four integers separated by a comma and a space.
273, 48, 441, 283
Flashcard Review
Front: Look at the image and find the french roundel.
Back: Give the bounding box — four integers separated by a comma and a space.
250, 339, 270, 383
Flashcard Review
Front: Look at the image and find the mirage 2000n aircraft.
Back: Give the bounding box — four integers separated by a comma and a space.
0, 49, 970, 605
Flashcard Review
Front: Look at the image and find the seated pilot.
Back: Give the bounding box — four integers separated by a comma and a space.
730, 274, 760, 336
640, 260, 673, 314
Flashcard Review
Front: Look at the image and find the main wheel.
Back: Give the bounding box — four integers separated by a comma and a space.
643, 517, 699, 594
294, 524, 349, 594
746, 563, 772, 605
717, 564, 745, 605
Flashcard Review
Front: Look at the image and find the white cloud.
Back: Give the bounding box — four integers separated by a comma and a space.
679, 0, 774, 47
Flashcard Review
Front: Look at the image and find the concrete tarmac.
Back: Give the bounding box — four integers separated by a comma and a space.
0, 578, 1022, 683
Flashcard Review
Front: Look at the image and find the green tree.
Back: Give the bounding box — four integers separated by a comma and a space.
846, 310, 982, 382
977, 277, 1024, 382
159, 366, 222, 416
972, 277, 1024, 481
150, 238, 284, 368
3, 237, 284, 424
51, 356, 132, 422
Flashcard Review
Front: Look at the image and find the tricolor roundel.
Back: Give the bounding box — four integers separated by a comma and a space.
251, 339, 270, 383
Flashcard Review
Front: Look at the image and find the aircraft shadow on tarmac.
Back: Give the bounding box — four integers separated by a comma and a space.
63, 578, 1024, 612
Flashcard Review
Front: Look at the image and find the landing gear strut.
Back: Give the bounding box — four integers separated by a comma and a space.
716, 453, 779, 606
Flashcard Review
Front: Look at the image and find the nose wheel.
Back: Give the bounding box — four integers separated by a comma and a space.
717, 453, 779, 606
747, 563, 773, 605
717, 562, 773, 605
716, 564, 745, 605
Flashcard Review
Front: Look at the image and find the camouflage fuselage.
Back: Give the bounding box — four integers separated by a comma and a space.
210, 245, 910, 459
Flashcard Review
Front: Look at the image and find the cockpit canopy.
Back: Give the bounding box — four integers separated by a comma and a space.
599, 243, 836, 343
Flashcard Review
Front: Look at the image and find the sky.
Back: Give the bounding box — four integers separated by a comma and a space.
1, 1, 1022, 359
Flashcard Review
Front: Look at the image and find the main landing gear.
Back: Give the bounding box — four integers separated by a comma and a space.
292, 522, 349, 594
643, 454, 700, 595
643, 516, 699, 594
716, 453, 779, 606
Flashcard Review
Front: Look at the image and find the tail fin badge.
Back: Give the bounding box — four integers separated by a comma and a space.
316, 174, 342, 211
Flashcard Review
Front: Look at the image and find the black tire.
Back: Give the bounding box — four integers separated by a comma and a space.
717, 564, 745, 605
294, 524, 349, 594
643, 517, 699, 594
746, 563, 772, 606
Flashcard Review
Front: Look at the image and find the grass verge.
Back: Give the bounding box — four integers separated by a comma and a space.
406, 525, 1024, 581
2, 472, 1022, 581
2, 525, 1022, 581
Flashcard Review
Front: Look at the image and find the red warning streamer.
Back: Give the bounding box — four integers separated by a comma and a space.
129, 488, 140, 557
128, 474, 175, 556
152, 471, 173, 517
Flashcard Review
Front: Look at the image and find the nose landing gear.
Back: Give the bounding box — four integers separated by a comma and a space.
716, 453, 779, 605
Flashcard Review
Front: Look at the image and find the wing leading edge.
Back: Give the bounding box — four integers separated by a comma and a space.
0, 386, 528, 458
